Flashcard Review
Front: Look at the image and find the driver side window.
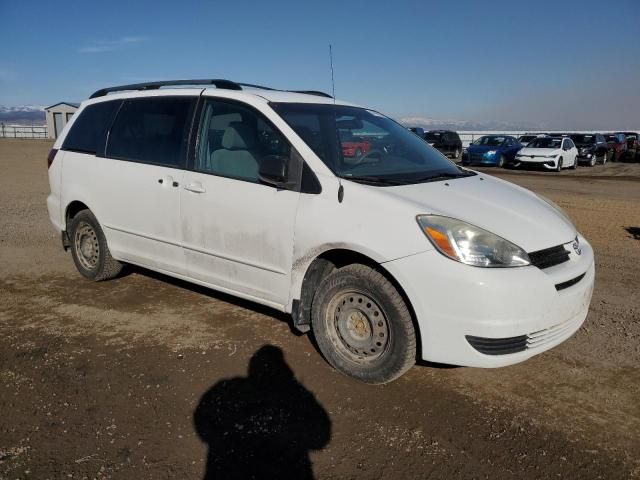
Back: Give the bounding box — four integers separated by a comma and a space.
195, 99, 290, 182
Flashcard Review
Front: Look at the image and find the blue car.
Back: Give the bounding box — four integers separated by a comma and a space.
461, 135, 522, 168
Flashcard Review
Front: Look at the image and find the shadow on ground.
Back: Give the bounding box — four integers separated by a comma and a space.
625, 226, 640, 240
193, 345, 331, 480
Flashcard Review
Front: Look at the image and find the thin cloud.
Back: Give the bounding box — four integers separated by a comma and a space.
78, 36, 147, 54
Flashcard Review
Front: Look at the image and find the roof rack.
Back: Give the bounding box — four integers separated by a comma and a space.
89, 79, 333, 99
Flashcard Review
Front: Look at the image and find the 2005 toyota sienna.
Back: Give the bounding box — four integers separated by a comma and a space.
47, 79, 595, 384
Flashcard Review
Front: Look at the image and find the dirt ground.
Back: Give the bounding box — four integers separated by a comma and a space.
1, 138, 639, 480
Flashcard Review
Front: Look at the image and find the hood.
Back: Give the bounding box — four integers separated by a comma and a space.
467, 144, 503, 153
383, 173, 576, 252
518, 147, 560, 157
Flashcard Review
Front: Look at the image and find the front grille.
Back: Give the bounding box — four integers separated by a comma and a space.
465, 335, 527, 355
469, 153, 484, 162
528, 244, 570, 269
555, 273, 585, 291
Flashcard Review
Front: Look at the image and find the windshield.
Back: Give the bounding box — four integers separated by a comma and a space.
472, 136, 506, 146
527, 137, 562, 149
518, 135, 536, 142
272, 103, 471, 185
569, 134, 595, 144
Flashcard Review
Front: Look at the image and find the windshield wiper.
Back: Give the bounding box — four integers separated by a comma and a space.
414, 171, 475, 183
342, 175, 407, 186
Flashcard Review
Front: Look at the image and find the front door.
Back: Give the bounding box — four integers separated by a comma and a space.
180, 97, 300, 306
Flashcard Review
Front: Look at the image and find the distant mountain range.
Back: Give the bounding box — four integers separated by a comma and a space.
0, 106, 46, 125
398, 116, 541, 132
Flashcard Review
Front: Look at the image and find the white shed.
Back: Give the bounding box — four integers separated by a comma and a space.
45, 102, 79, 139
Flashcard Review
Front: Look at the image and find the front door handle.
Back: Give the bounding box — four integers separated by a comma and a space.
184, 182, 206, 194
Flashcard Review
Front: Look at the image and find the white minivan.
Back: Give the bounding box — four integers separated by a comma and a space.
47, 80, 595, 383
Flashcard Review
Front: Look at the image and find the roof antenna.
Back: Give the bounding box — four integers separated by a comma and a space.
330, 44, 345, 203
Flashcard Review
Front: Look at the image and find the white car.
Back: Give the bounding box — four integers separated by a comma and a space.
514, 136, 578, 171
47, 80, 594, 383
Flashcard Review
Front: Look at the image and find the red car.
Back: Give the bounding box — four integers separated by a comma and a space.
341, 139, 371, 158
605, 133, 628, 162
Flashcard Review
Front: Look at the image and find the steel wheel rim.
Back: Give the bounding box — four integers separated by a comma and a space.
74, 221, 99, 271
325, 291, 390, 364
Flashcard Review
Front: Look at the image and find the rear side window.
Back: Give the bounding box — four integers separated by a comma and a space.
62, 101, 119, 154
107, 97, 195, 167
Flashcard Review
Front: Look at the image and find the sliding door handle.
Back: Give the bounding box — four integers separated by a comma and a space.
184, 182, 206, 194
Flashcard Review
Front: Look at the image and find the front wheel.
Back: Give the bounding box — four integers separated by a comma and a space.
453, 148, 461, 160
69, 209, 123, 281
556, 157, 563, 172
311, 264, 416, 384
497, 155, 505, 168
589, 155, 596, 167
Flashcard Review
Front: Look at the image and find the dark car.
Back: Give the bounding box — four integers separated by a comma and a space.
605, 133, 628, 162
568, 133, 609, 166
517, 134, 539, 147
424, 130, 463, 159
623, 132, 639, 161
461, 135, 522, 168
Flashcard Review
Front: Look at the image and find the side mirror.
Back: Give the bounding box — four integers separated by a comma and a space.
259, 154, 290, 188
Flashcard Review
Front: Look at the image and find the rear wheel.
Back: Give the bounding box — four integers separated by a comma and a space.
311, 264, 416, 384
69, 210, 123, 281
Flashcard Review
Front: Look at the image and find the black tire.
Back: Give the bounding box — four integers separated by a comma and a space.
497, 155, 505, 168
571, 157, 577, 169
69, 209, 123, 281
311, 264, 416, 384
589, 155, 596, 167
556, 157, 563, 172
453, 148, 461, 160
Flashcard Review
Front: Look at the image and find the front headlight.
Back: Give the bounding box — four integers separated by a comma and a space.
486, 150, 496, 156
416, 215, 530, 267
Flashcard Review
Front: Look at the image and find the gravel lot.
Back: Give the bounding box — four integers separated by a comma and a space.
1, 138, 639, 479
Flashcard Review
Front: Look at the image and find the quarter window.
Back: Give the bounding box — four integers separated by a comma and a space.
195, 99, 290, 182
106, 97, 195, 167
62, 101, 119, 154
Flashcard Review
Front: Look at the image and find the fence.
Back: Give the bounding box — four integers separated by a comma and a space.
0, 124, 48, 139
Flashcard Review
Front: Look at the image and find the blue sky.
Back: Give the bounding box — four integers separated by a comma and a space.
1, 0, 638, 128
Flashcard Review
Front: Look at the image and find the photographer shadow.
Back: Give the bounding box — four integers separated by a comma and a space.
194, 345, 331, 480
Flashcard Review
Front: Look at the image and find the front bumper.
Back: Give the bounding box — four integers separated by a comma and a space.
383, 235, 594, 367
512, 156, 558, 169
461, 153, 500, 166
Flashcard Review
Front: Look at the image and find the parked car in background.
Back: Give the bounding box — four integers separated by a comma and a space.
517, 134, 539, 147
461, 135, 522, 167
568, 133, 609, 166
409, 127, 425, 137
339, 130, 372, 158
623, 132, 639, 161
605, 133, 627, 162
514, 136, 578, 171
424, 130, 463, 159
